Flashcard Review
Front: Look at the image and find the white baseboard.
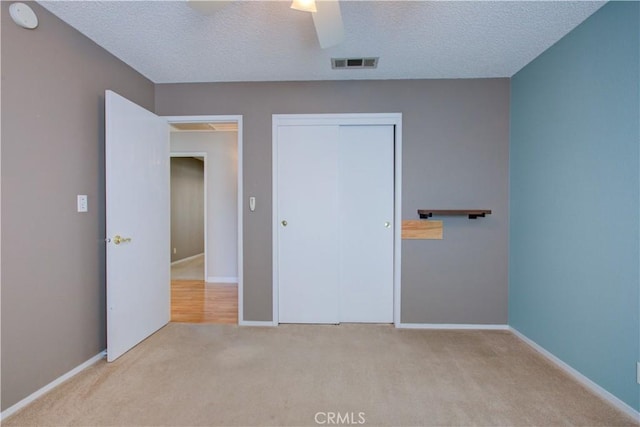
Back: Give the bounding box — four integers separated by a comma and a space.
1, 350, 106, 421
206, 276, 238, 283
171, 253, 204, 266
239, 320, 277, 327
396, 323, 509, 330
510, 327, 640, 421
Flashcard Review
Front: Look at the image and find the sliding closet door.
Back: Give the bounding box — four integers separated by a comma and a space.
277, 125, 340, 323
339, 125, 395, 322
276, 123, 395, 324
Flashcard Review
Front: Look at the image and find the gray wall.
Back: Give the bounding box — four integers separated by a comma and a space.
1, 2, 155, 411
156, 80, 509, 323
170, 157, 205, 262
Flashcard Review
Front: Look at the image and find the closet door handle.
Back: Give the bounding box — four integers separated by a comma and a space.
384, 221, 391, 228
281, 220, 288, 227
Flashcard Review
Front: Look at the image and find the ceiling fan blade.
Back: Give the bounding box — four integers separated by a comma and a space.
312, 0, 345, 49
187, 1, 233, 16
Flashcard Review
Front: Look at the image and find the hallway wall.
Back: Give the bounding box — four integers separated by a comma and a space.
171, 157, 205, 262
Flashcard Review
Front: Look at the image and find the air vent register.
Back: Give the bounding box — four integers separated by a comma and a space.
331, 57, 378, 70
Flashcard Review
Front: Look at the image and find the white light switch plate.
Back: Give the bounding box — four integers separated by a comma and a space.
77, 195, 88, 212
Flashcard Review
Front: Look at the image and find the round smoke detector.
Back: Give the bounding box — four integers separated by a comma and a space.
10, 2, 39, 30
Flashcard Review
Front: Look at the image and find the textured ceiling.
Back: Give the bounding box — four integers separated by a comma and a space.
38, 1, 605, 83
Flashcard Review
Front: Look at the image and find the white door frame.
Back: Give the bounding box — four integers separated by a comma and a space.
170, 152, 208, 280
163, 115, 244, 323
272, 113, 403, 327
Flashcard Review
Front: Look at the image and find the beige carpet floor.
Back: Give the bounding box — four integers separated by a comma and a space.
4, 324, 638, 426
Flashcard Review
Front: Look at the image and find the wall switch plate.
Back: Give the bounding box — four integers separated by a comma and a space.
77, 195, 88, 212
173, 248, 177, 254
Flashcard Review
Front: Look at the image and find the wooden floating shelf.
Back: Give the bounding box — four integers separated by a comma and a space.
402, 220, 443, 240
418, 209, 492, 219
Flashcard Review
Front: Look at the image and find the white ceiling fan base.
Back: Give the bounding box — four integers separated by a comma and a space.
312, 0, 345, 49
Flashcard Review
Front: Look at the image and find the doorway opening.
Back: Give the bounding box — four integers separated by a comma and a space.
168, 120, 241, 324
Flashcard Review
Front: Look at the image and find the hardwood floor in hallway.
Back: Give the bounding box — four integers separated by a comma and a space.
171, 280, 238, 324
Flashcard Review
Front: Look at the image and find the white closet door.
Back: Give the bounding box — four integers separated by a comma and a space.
277, 125, 340, 323
338, 125, 395, 323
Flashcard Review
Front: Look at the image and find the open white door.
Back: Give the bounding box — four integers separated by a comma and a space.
105, 90, 170, 362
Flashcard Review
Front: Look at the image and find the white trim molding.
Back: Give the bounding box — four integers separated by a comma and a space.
206, 276, 238, 284
397, 323, 509, 330
239, 320, 278, 327
170, 252, 204, 266
510, 327, 640, 421
272, 113, 402, 327
0, 351, 106, 421
163, 115, 244, 325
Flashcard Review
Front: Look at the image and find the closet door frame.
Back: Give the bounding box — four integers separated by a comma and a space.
272, 113, 403, 327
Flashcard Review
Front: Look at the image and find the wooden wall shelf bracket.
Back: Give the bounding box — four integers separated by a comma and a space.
418, 209, 492, 219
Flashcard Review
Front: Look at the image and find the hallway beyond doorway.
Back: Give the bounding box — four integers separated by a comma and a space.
171, 254, 204, 280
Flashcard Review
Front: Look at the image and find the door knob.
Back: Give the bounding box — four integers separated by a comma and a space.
113, 235, 132, 245
281, 220, 288, 227
384, 221, 391, 228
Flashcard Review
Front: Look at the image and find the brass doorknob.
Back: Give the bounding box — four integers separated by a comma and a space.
113, 235, 132, 245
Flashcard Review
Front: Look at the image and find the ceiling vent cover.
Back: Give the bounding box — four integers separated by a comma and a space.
332, 57, 378, 70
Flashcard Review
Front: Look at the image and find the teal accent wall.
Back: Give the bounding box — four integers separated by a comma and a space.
510, 1, 640, 412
